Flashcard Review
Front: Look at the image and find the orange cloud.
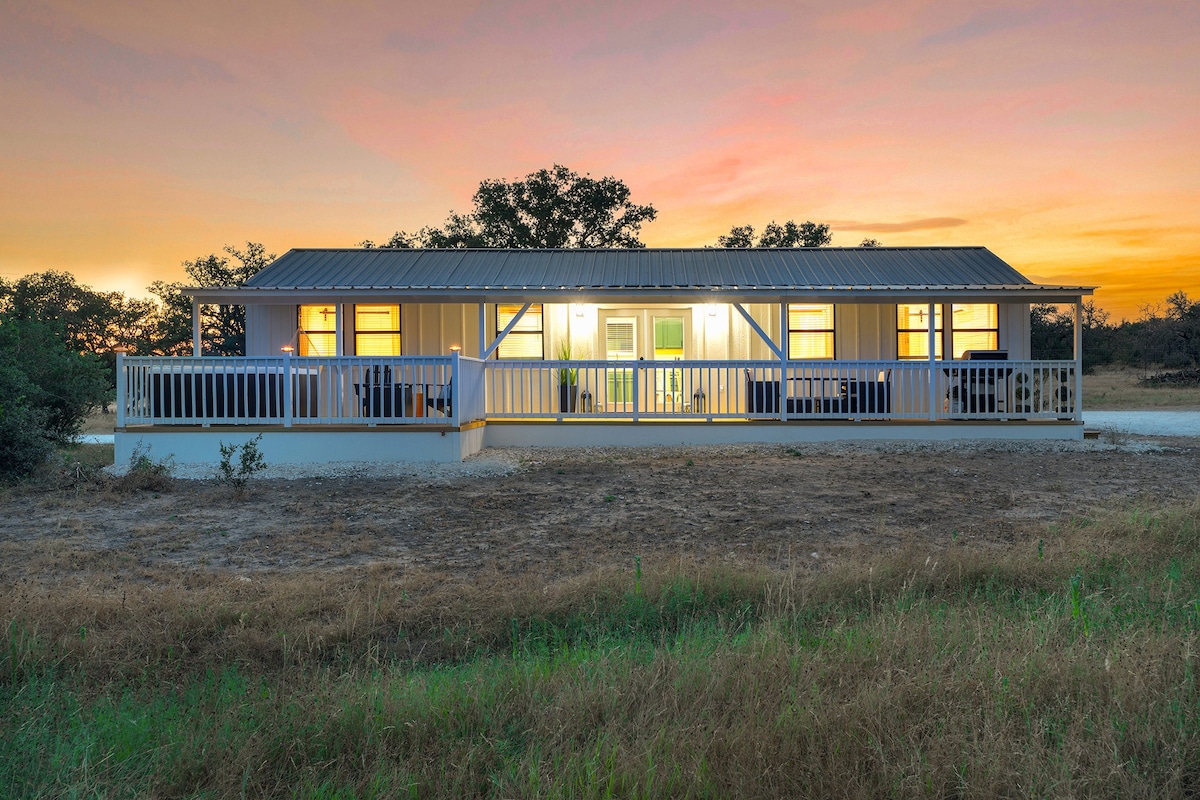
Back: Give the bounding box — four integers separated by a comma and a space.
832, 218, 969, 233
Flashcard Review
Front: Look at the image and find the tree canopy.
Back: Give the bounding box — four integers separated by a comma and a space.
149, 242, 275, 356
715, 220, 832, 248
0, 270, 160, 357
362, 165, 658, 249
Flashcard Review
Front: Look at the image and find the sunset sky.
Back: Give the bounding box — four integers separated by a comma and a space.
2, 0, 1197, 320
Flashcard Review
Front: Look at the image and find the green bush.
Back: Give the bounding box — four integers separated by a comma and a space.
215, 434, 267, 495
0, 313, 108, 481
0, 391, 54, 483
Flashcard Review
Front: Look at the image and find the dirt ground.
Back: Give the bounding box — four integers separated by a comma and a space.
3, 436, 1198, 590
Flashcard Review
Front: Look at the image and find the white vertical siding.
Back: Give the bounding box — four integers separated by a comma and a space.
243, 301, 1033, 361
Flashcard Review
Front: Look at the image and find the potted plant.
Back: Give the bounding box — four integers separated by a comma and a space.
556, 339, 578, 412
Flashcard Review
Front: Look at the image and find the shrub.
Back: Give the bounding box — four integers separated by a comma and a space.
0, 393, 54, 483
114, 442, 175, 493
215, 434, 267, 495
0, 313, 108, 481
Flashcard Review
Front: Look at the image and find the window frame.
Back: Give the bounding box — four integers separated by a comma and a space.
950, 304, 999, 359
494, 303, 545, 360
297, 304, 337, 356
896, 304, 944, 361
786, 303, 836, 360
353, 303, 402, 357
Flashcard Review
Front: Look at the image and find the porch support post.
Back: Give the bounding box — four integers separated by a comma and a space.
478, 303, 486, 358
334, 304, 344, 356
733, 303, 784, 360
632, 363, 639, 423
1074, 299, 1084, 422
780, 300, 790, 420
928, 302, 937, 421
192, 298, 201, 356
282, 348, 293, 428
450, 349, 460, 425
114, 348, 126, 429
482, 301, 532, 360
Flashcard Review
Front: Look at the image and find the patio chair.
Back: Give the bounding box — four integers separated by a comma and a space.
426, 379, 452, 417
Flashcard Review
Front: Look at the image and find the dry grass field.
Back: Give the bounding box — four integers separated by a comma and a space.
3, 380, 1199, 797
1083, 365, 1200, 409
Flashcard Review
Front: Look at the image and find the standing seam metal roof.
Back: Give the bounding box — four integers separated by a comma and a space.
241, 247, 1050, 292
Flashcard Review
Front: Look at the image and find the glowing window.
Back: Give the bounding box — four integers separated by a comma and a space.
951, 304, 999, 358
787, 304, 835, 359
897, 304, 943, 360
495, 304, 544, 359
298, 304, 336, 356
354, 304, 401, 356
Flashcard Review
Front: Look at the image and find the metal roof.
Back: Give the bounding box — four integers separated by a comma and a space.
185, 247, 1094, 304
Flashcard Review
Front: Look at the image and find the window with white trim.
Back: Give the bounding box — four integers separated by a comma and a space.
897, 304, 943, 360
787, 304, 835, 359
951, 304, 999, 358
354, 304, 401, 356
298, 304, 336, 356
495, 303, 544, 359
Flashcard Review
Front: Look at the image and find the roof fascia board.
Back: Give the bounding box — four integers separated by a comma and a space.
186, 286, 1094, 306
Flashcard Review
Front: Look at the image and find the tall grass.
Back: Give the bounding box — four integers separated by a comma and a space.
3, 501, 1199, 798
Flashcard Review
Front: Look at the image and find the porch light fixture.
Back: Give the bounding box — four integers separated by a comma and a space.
574, 304, 585, 317
112, 346, 129, 354
280, 345, 294, 354
449, 344, 461, 353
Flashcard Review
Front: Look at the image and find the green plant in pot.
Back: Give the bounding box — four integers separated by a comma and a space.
556, 339, 578, 412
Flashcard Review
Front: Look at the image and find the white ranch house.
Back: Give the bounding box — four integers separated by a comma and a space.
115, 247, 1094, 465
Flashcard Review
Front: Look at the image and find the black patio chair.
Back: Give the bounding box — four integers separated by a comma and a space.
426, 379, 452, 417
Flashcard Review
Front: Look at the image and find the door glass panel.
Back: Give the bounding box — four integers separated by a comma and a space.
654, 317, 684, 356
605, 318, 635, 403
653, 317, 684, 401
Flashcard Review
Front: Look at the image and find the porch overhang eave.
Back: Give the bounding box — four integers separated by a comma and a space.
184, 284, 1096, 306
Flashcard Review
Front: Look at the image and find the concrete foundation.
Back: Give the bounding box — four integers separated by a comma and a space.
117, 419, 1081, 468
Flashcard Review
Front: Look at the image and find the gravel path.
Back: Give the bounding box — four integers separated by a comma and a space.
1084, 411, 1200, 436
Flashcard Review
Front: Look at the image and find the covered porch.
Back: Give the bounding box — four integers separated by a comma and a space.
114, 247, 1092, 464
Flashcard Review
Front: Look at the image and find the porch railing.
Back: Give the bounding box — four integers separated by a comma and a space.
117, 356, 1079, 427
483, 359, 1080, 422
117, 355, 476, 427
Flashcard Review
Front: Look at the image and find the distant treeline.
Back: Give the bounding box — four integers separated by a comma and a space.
1030, 291, 1200, 374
